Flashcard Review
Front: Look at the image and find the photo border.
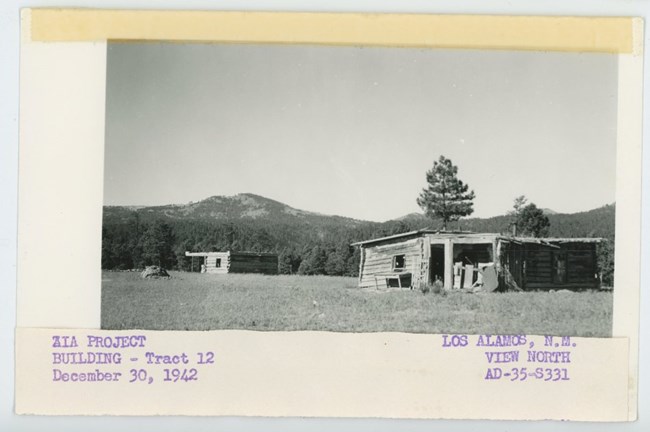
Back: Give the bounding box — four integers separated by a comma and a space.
15, 8, 644, 421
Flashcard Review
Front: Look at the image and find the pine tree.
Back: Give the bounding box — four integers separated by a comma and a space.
298, 245, 328, 275
139, 220, 175, 268
278, 247, 302, 275
510, 195, 528, 218
278, 249, 293, 274
324, 243, 352, 276
345, 247, 361, 277
517, 203, 551, 237
597, 239, 615, 287
416, 156, 475, 230
507, 195, 528, 234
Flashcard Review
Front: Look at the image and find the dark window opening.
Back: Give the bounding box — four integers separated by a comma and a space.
215, 258, 222, 268
452, 243, 493, 265
393, 255, 406, 271
430, 244, 445, 284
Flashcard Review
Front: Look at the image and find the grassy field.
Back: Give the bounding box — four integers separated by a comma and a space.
101, 271, 613, 336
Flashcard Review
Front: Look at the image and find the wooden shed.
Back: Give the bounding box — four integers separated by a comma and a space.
184, 251, 278, 275
352, 230, 603, 291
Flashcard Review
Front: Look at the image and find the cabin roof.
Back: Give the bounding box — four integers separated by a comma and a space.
511, 237, 603, 243
185, 251, 277, 257
351, 230, 604, 247
185, 251, 228, 257
351, 230, 497, 246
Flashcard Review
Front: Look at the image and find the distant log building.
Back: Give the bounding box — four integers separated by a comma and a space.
352, 231, 603, 291
184, 251, 278, 275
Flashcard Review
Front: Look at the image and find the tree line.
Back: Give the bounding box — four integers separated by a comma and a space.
102, 155, 614, 284
102, 214, 372, 276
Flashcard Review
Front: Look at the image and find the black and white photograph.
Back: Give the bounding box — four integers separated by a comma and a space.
9, 6, 647, 424
101, 41, 617, 336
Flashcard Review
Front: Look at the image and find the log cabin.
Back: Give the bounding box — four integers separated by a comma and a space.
351, 230, 603, 291
184, 251, 278, 275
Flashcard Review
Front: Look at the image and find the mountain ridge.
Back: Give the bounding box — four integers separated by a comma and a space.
103, 193, 615, 241
104, 192, 367, 228
102, 194, 615, 280
105, 192, 611, 227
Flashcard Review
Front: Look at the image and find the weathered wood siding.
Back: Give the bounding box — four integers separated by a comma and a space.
359, 238, 423, 289
355, 233, 600, 291
229, 253, 278, 275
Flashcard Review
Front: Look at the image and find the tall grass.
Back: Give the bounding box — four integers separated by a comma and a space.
102, 271, 612, 336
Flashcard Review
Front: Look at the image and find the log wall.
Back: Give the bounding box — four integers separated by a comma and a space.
204, 253, 229, 274
523, 243, 599, 290
229, 253, 279, 275
524, 246, 553, 285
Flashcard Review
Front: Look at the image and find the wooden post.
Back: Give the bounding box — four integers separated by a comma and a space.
463, 265, 475, 288
444, 238, 453, 291
358, 247, 365, 286
422, 236, 431, 287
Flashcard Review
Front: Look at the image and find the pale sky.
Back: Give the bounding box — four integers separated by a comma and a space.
104, 43, 618, 222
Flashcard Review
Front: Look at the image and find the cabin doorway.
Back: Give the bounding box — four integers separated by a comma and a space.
190, 256, 205, 273
430, 245, 445, 285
